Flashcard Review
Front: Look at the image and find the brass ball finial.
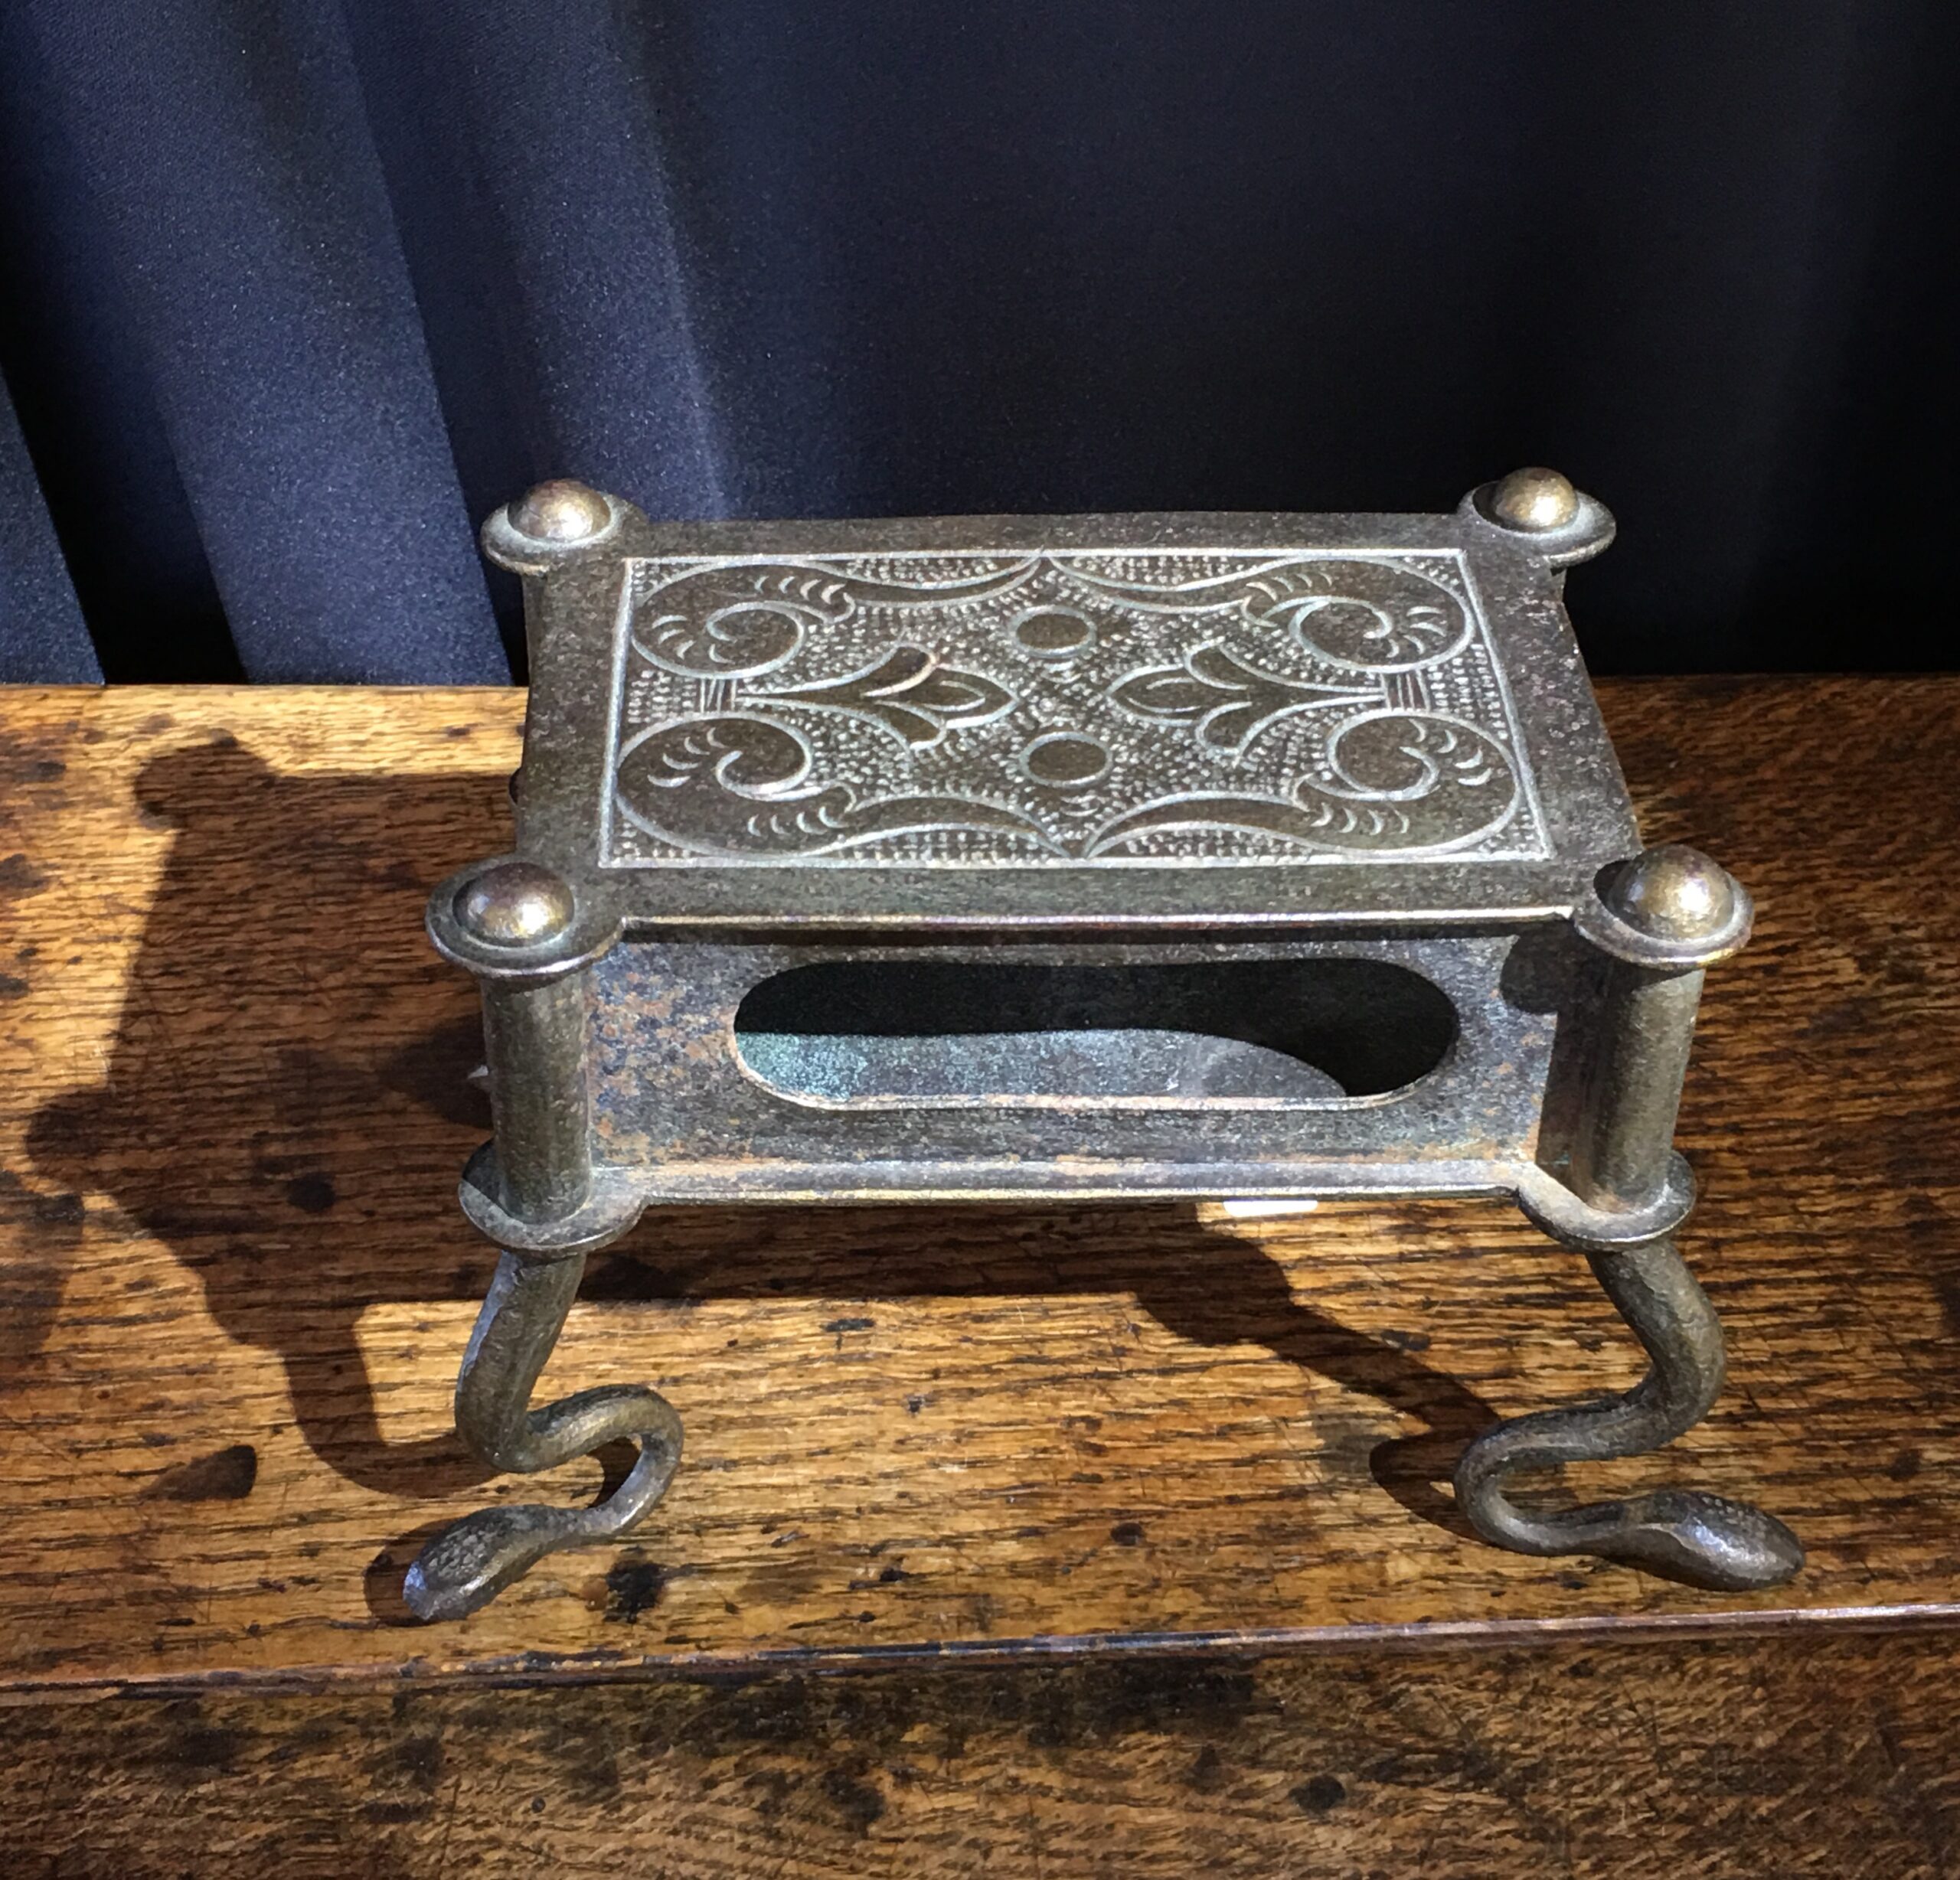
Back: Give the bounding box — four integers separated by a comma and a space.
506, 480, 611, 544
1603, 845, 1739, 942
454, 861, 575, 947
1488, 467, 1581, 533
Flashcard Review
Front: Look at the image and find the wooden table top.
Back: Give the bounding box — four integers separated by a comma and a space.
1, 679, 1957, 1696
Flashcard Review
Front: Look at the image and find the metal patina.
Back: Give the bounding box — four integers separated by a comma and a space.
402, 477, 1802, 1621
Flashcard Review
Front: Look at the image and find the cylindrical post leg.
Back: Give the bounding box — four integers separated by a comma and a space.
480, 969, 591, 1221
1571, 955, 1704, 1211
1456, 847, 1802, 1588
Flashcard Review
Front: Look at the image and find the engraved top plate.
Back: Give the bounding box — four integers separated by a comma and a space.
604, 547, 1543, 869
512, 507, 1636, 927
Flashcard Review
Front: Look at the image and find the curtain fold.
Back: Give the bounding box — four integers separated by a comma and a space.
0, 369, 97, 683
8, 0, 506, 682
1, 2, 1955, 682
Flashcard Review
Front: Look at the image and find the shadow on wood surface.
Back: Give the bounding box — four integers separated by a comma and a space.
26, 736, 1497, 1615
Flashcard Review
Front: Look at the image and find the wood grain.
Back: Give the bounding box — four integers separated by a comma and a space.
0, 680, 1956, 1692
5, 1632, 1959, 1877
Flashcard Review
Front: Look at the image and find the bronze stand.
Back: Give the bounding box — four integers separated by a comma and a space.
402, 472, 1802, 1620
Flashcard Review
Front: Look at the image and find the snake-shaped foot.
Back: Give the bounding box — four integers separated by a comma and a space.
406, 1252, 682, 1621
1454, 1238, 1802, 1591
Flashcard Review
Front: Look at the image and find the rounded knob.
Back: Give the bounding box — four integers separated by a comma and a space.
1603, 845, 1739, 942
1487, 466, 1580, 533
454, 861, 575, 946
505, 480, 611, 544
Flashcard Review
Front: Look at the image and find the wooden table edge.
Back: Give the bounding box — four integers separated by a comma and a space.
9, 1601, 1960, 1703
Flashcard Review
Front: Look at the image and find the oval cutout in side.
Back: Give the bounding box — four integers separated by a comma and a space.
734, 958, 1456, 1109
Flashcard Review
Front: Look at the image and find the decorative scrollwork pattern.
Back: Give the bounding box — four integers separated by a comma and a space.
615, 713, 1059, 857
605, 548, 1545, 866
1087, 710, 1517, 856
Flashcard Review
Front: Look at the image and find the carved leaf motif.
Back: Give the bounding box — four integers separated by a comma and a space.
1108, 667, 1219, 716
1110, 645, 1374, 755
760, 645, 1016, 747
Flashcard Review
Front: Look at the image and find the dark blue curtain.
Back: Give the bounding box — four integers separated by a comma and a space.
2, 2, 1955, 684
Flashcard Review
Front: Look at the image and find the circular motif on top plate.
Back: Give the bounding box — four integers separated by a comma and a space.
1019, 732, 1111, 789
1010, 607, 1097, 660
